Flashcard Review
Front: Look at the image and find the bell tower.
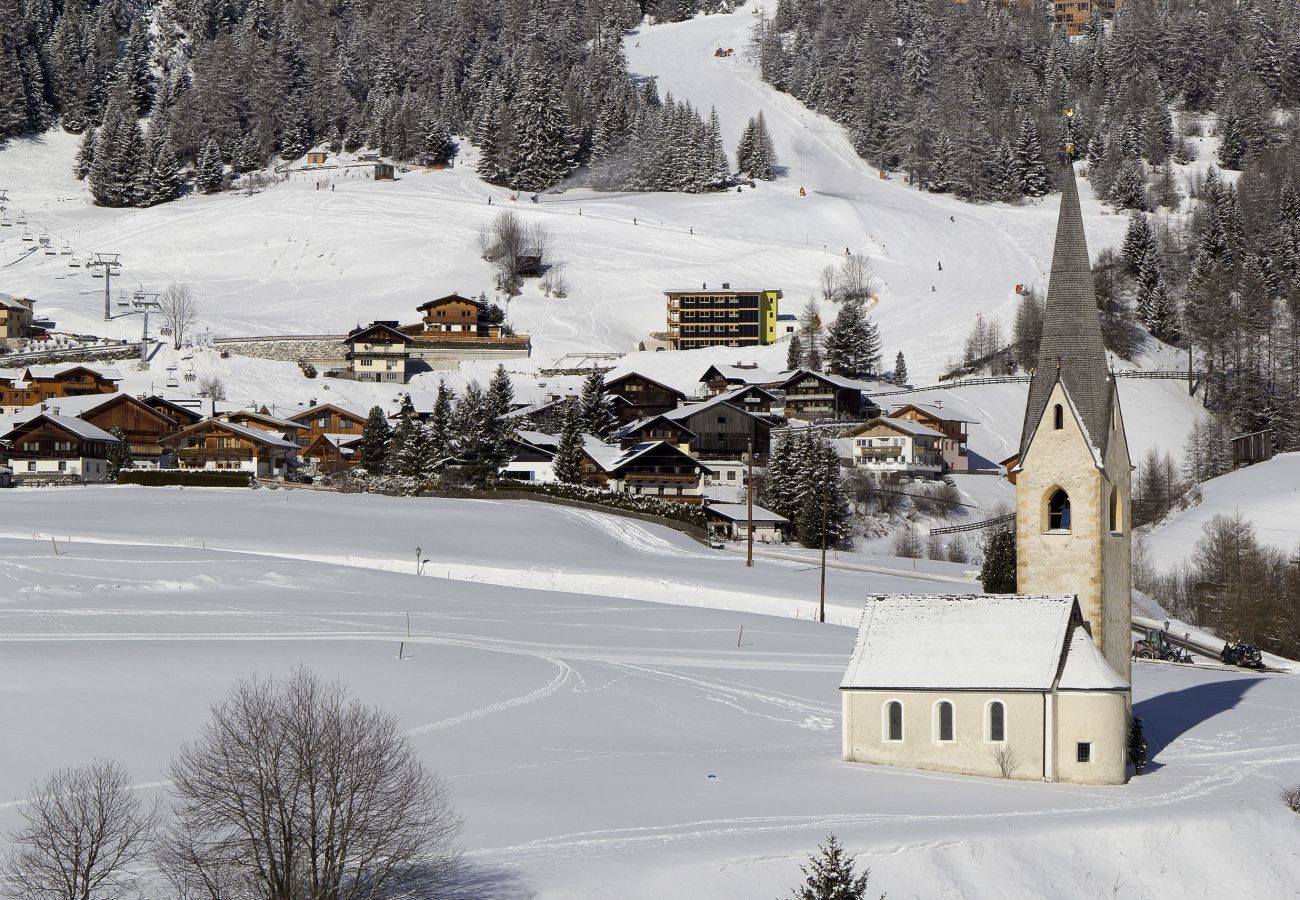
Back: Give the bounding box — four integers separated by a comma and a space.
1014, 162, 1133, 681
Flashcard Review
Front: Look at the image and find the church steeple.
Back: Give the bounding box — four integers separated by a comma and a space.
1019, 164, 1113, 460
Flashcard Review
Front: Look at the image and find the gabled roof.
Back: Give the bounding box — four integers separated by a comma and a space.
608, 440, 713, 475
285, 402, 367, 424
346, 322, 414, 344
0, 292, 32, 311
305, 432, 363, 453
1019, 164, 1114, 460
889, 401, 978, 425
705, 502, 788, 524
12, 392, 178, 428
840, 594, 1126, 692
23, 364, 122, 382
2, 412, 120, 443
416, 293, 480, 311
778, 369, 875, 392
223, 409, 305, 431
699, 364, 783, 386
614, 414, 699, 442
849, 416, 944, 439
1058, 625, 1130, 690
604, 371, 688, 399
160, 418, 298, 449
141, 394, 205, 424
662, 389, 771, 425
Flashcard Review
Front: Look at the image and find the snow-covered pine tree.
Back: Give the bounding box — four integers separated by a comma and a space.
106, 427, 133, 479
428, 381, 455, 463
146, 127, 184, 206
1013, 117, 1050, 198
734, 115, 757, 174
992, 139, 1018, 202
926, 132, 955, 194
88, 86, 148, 208
1136, 248, 1175, 339
553, 403, 585, 484
760, 432, 801, 523
74, 128, 95, 180
892, 351, 908, 386
578, 369, 618, 438
980, 527, 1017, 593
421, 114, 455, 165
232, 131, 262, 175
1109, 159, 1148, 211
823, 299, 871, 377
785, 835, 875, 900
384, 408, 414, 476
508, 48, 577, 191
795, 432, 852, 550
1121, 212, 1156, 276
358, 406, 392, 471
786, 333, 804, 372
746, 111, 776, 180
118, 15, 153, 117
453, 381, 505, 483
195, 138, 225, 195
486, 364, 514, 418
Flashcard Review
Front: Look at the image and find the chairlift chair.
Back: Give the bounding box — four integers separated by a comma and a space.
67, 255, 80, 268
90, 263, 103, 277
0, 214, 11, 227
117, 295, 130, 307
21, 229, 32, 241
15, 213, 27, 225
166, 376, 180, 388
59, 241, 71, 255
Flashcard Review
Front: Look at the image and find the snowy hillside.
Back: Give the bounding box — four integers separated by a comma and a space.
1144, 452, 1300, 570
1, 488, 1298, 899
5, 4, 1131, 380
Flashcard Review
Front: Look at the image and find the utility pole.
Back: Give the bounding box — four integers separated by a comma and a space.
818, 490, 828, 624
90, 253, 122, 320
746, 431, 755, 567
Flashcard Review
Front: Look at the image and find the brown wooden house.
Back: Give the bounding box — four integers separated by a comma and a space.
222, 407, 307, 443
604, 372, 688, 424
0, 364, 122, 411
613, 415, 698, 451
1, 413, 120, 483
605, 441, 713, 503
27, 393, 184, 465
777, 370, 879, 421
140, 395, 205, 429
413, 294, 503, 338
889, 402, 973, 472
300, 432, 363, 474
285, 403, 368, 448
663, 392, 772, 459
159, 420, 298, 478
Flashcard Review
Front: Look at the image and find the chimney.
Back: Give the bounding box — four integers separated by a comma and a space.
722, 282, 731, 289
702, 282, 707, 290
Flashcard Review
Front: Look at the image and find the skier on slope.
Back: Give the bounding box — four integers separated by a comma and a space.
938, 260, 943, 271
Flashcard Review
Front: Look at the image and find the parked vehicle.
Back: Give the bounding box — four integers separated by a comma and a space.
1220, 642, 1264, 669
1132, 627, 1194, 664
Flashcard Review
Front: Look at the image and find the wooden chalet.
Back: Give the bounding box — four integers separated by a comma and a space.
0, 364, 122, 412
500, 431, 559, 483
0, 292, 34, 344
604, 440, 713, 503
222, 407, 306, 442
141, 395, 205, 429
300, 432, 363, 474
704, 502, 789, 543
613, 415, 697, 452
344, 322, 414, 383
604, 372, 688, 424
846, 416, 945, 479
159, 420, 298, 478
1, 413, 120, 483
285, 403, 368, 448
777, 370, 879, 421
21, 392, 185, 465
662, 391, 773, 459
889, 402, 973, 472
412, 294, 504, 338
698, 364, 782, 396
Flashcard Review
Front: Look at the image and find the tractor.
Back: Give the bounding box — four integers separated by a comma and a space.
1132, 626, 1194, 664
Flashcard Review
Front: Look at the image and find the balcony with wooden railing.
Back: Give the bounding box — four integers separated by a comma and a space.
622, 471, 701, 484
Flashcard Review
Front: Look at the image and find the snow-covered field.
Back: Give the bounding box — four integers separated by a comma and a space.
2, 487, 1299, 899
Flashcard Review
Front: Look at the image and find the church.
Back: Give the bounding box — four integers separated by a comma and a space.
840, 163, 1134, 785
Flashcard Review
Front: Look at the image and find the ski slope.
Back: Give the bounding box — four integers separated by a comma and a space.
1, 487, 1298, 898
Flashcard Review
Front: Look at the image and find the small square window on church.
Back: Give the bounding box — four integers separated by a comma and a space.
1076, 742, 1091, 763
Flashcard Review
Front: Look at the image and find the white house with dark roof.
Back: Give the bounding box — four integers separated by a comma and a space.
704, 501, 788, 543
845, 416, 945, 478
0, 412, 121, 482
841, 594, 1129, 785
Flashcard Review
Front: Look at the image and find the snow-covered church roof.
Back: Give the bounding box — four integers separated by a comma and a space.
840, 594, 1127, 692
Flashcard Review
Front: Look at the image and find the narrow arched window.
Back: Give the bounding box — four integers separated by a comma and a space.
1048, 489, 1071, 531
989, 701, 1005, 743
1053, 404, 1064, 430
1109, 486, 1121, 533
936, 701, 954, 742
885, 701, 903, 741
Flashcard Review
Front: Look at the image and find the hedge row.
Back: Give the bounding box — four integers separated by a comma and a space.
117, 470, 253, 488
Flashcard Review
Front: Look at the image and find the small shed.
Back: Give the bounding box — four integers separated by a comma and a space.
374, 162, 396, 181
306, 150, 328, 165
0, 465, 12, 488
705, 502, 788, 543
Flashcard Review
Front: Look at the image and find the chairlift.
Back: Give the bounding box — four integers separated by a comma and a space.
183, 371, 197, 382
166, 375, 180, 388
117, 295, 131, 307
0, 214, 10, 227
15, 212, 27, 225
20, 229, 33, 242
59, 241, 72, 255
90, 261, 103, 277
67, 256, 81, 268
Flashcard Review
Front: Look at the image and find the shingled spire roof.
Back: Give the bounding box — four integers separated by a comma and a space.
1019, 164, 1114, 461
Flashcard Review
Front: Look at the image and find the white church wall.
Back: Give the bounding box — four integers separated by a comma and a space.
1054, 691, 1129, 785
842, 689, 1047, 781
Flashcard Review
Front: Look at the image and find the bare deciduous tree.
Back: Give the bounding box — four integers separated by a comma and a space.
159, 283, 199, 350
992, 745, 1020, 779
818, 264, 838, 302
479, 211, 551, 296
162, 668, 461, 900
838, 254, 874, 304
195, 376, 226, 401
2, 760, 157, 900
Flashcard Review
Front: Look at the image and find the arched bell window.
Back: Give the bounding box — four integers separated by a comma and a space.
1047, 489, 1071, 532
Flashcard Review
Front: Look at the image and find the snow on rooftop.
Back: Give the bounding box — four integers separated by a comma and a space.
1057, 625, 1129, 691
841, 594, 1080, 691
3, 412, 120, 443
705, 502, 788, 523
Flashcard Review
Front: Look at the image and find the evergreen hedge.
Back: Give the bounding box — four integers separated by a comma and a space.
117, 471, 253, 488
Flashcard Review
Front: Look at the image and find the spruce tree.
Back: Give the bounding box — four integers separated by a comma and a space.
88, 87, 148, 208
358, 406, 392, 471
384, 409, 414, 476
992, 138, 1019, 202
823, 299, 870, 377
146, 128, 183, 206
508, 49, 577, 191
1014, 117, 1050, 198
1128, 715, 1148, 774
893, 351, 908, 386
786, 834, 875, 900
105, 427, 133, 480
927, 132, 955, 193
980, 527, 1017, 594
195, 138, 225, 194
786, 333, 804, 372
486, 364, 514, 418
553, 403, 585, 484
1121, 213, 1156, 276
232, 132, 262, 174
795, 433, 852, 550
578, 370, 618, 438
1109, 160, 1148, 211
747, 111, 776, 180
428, 382, 455, 462
74, 128, 95, 180
734, 115, 757, 174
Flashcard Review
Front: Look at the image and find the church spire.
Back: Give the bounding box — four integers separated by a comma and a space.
1019, 162, 1113, 459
